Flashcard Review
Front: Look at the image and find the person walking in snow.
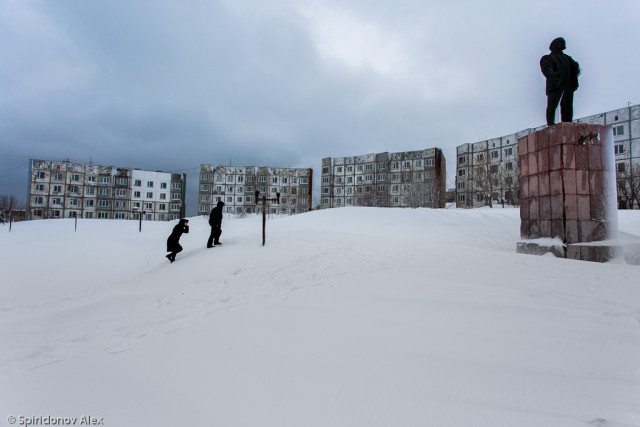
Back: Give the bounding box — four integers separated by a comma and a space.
207, 200, 225, 248
540, 37, 580, 126
166, 218, 189, 263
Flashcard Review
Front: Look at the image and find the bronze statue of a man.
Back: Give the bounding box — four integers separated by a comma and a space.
540, 37, 581, 126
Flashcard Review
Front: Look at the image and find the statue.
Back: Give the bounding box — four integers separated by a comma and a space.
540, 37, 581, 126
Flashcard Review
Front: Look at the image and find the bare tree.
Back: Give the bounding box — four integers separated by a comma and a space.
497, 162, 520, 206
401, 182, 442, 208
357, 185, 389, 207
0, 194, 20, 224
616, 162, 640, 209
471, 162, 498, 208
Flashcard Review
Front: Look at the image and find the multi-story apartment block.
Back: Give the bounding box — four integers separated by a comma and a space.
455, 104, 640, 209
321, 148, 446, 209
455, 129, 537, 208
26, 159, 187, 220
198, 165, 313, 215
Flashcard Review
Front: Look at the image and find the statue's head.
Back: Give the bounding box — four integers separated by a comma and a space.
549, 37, 566, 52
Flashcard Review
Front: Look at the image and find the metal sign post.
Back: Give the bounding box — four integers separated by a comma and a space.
256, 191, 280, 246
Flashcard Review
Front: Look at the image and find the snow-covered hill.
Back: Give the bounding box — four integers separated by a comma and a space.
1, 207, 639, 427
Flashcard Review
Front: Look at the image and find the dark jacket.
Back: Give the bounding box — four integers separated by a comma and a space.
167, 219, 189, 250
540, 37, 580, 95
209, 201, 224, 227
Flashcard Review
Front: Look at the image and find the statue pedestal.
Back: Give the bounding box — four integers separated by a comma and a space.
516, 123, 618, 262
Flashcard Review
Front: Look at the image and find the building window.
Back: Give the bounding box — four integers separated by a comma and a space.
615, 144, 625, 155
414, 160, 423, 168
147, 181, 154, 188
116, 188, 126, 197
160, 193, 167, 200
616, 162, 626, 173
159, 203, 167, 211
134, 179, 142, 186
613, 125, 624, 136
69, 198, 78, 206
53, 185, 62, 193
115, 201, 126, 208
99, 200, 109, 207
504, 147, 514, 156
34, 196, 44, 204
115, 212, 126, 219
491, 150, 499, 159
171, 182, 181, 190
145, 202, 153, 210
458, 156, 466, 164
36, 171, 46, 179
258, 176, 267, 183
35, 184, 45, 191
457, 182, 465, 189
425, 159, 434, 167
458, 194, 466, 202
458, 169, 466, 176
53, 173, 63, 181
200, 173, 209, 180
147, 192, 153, 199
86, 187, 95, 195
322, 167, 329, 174
161, 182, 168, 189
100, 176, 111, 184
98, 188, 110, 196
506, 162, 513, 170
117, 177, 128, 185
476, 153, 484, 161
134, 191, 141, 198
86, 200, 94, 207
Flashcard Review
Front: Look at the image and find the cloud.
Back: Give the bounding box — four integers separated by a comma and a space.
1, 0, 639, 214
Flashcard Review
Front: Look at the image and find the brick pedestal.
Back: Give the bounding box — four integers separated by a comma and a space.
517, 123, 618, 262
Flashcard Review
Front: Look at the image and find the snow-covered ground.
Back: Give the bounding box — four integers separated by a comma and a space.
1, 207, 639, 427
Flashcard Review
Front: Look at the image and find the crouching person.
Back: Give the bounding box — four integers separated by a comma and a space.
166, 218, 189, 263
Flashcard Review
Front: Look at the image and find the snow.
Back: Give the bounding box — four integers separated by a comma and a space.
1, 207, 640, 427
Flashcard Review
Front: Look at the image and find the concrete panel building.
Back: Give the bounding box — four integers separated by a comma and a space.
26, 159, 186, 220
455, 104, 640, 209
198, 165, 313, 216
321, 148, 446, 209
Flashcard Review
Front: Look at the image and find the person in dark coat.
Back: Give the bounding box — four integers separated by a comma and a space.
166, 218, 189, 262
540, 37, 581, 126
207, 201, 225, 248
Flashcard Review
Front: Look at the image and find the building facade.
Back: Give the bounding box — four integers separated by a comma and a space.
321, 148, 446, 209
26, 159, 186, 220
198, 165, 313, 216
455, 104, 640, 209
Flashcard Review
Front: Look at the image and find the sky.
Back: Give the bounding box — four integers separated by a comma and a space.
1, 0, 639, 214
1, 207, 640, 426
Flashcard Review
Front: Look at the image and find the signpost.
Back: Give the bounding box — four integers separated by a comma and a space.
255, 190, 280, 246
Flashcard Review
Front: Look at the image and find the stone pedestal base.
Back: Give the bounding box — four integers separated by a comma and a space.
517, 240, 640, 264
517, 123, 618, 263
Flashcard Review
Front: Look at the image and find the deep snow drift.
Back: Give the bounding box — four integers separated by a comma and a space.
1, 207, 639, 427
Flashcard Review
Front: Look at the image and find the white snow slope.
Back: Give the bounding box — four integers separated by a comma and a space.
1, 207, 639, 427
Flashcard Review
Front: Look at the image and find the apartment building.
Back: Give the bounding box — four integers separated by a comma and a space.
455, 104, 640, 208
198, 165, 313, 215
321, 148, 446, 209
26, 159, 186, 220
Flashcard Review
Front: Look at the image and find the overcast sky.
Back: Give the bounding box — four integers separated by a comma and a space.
1, 0, 639, 215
